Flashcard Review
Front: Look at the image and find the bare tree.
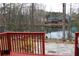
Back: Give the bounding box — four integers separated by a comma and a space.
0, 3, 46, 32
62, 3, 66, 40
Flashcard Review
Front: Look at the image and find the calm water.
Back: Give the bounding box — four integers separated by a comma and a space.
46, 31, 75, 39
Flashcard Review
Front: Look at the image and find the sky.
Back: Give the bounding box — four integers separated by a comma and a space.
1, 0, 79, 14
24, 0, 71, 13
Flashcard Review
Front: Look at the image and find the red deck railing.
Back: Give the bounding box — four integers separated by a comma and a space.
0, 32, 45, 56
0, 32, 77, 56
75, 32, 79, 56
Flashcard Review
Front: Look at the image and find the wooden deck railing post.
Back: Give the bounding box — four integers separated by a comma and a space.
7, 33, 11, 52
42, 33, 45, 55
75, 33, 78, 56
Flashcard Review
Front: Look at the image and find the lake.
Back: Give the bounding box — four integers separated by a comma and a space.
46, 31, 75, 39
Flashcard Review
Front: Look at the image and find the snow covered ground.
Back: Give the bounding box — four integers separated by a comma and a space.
45, 43, 74, 56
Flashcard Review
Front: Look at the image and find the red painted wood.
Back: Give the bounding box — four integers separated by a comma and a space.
42, 33, 45, 55
9, 52, 63, 56
0, 32, 45, 56
75, 33, 78, 56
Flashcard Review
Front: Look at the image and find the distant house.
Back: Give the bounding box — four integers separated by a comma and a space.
46, 16, 63, 24
45, 12, 70, 24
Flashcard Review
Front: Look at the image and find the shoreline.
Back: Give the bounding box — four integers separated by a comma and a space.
45, 39, 74, 44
